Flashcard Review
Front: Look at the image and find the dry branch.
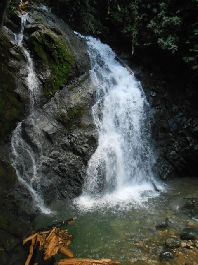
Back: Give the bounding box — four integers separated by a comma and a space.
58, 258, 120, 265
23, 227, 73, 265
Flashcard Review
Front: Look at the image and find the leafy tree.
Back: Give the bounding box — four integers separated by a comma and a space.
26, 0, 198, 72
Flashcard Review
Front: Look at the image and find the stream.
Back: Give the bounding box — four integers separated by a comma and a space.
35, 177, 198, 264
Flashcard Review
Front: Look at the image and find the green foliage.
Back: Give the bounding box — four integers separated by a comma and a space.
56, 105, 86, 130
147, 2, 181, 53
7, 0, 18, 16
48, 0, 104, 34
109, 0, 141, 52
40, 0, 198, 71
106, 0, 198, 71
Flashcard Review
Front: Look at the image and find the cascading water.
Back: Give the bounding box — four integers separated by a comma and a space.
76, 37, 162, 209
11, 13, 51, 214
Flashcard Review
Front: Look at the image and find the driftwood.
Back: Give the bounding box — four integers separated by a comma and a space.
23, 227, 74, 265
58, 259, 120, 265
23, 218, 120, 265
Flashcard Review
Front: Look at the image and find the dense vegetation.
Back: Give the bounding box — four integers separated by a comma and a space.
1, 0, 197, 73
46, 0, 198, 74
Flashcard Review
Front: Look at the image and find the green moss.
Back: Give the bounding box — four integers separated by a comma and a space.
7, 0, 18, 17
56, 105, 86, 130
30, 29, 75, 99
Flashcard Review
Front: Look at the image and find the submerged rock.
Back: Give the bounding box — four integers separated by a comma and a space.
155, 218, 169, 230
165, 237, 181, 248
180, 228, 198, 240
159, 250, 174, 261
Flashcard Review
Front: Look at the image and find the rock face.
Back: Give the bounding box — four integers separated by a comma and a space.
25, 6, 90, 100
0, 27, 27, 143
130, 58, 198, 181
11, 5, 97, 203
0, 4, 96, 265
22, 73, 97, 203
0, 18, 36, 265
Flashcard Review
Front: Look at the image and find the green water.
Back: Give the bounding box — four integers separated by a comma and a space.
35, 178, 198, 264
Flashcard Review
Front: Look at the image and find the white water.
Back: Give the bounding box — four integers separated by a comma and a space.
10, 17, 161, 213
76, 37, 162, 210
11, 14, 51, 214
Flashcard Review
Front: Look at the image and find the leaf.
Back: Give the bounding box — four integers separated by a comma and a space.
117, 4, 121, 12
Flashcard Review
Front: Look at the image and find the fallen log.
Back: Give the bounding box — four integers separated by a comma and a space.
23, 219, 120, 265
58, 258, 120, 265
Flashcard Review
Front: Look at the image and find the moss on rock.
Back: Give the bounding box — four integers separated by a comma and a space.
56, 105, 86, 130
67, 106, 85, 129
30, 28, 75, 99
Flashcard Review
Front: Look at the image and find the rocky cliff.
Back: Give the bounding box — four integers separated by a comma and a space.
40, 0, 198, 181
129, 53, 198, 181
0, 1, 198, 265
0, 4, 97, 264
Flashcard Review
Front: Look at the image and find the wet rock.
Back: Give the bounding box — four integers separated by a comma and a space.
131, 50, 198, 180
154, 158, 175, 180
165, 238, 181, 248
0, 157, 36, 265
21, 73, 96, 204
26, 6, 90, 101
150, 91, 157, 97
192, 124, 198, 137
160, 250, 174, 261
181, 242, 187, 248
0, 29, 28, 143
180, 228, 198, 240
181, 198, 198, 211
155, 218, 169, 230
180, 198, 198, 221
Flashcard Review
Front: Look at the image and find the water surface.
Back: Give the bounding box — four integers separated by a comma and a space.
35, 178, 198, 264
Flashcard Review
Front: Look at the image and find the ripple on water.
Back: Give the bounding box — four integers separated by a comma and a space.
34, 178, 198, 264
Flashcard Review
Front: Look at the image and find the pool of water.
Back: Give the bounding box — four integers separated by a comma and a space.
35, 178, 198, 264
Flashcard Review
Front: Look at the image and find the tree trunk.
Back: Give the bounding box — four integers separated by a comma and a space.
0, 0, 9, 27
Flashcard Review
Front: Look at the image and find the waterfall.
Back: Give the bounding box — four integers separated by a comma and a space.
10, 14, 51, 214
76, 37, 162, 209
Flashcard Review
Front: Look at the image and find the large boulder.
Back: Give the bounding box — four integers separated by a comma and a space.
25, 6, 90, 101
22, 74, 97, 203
